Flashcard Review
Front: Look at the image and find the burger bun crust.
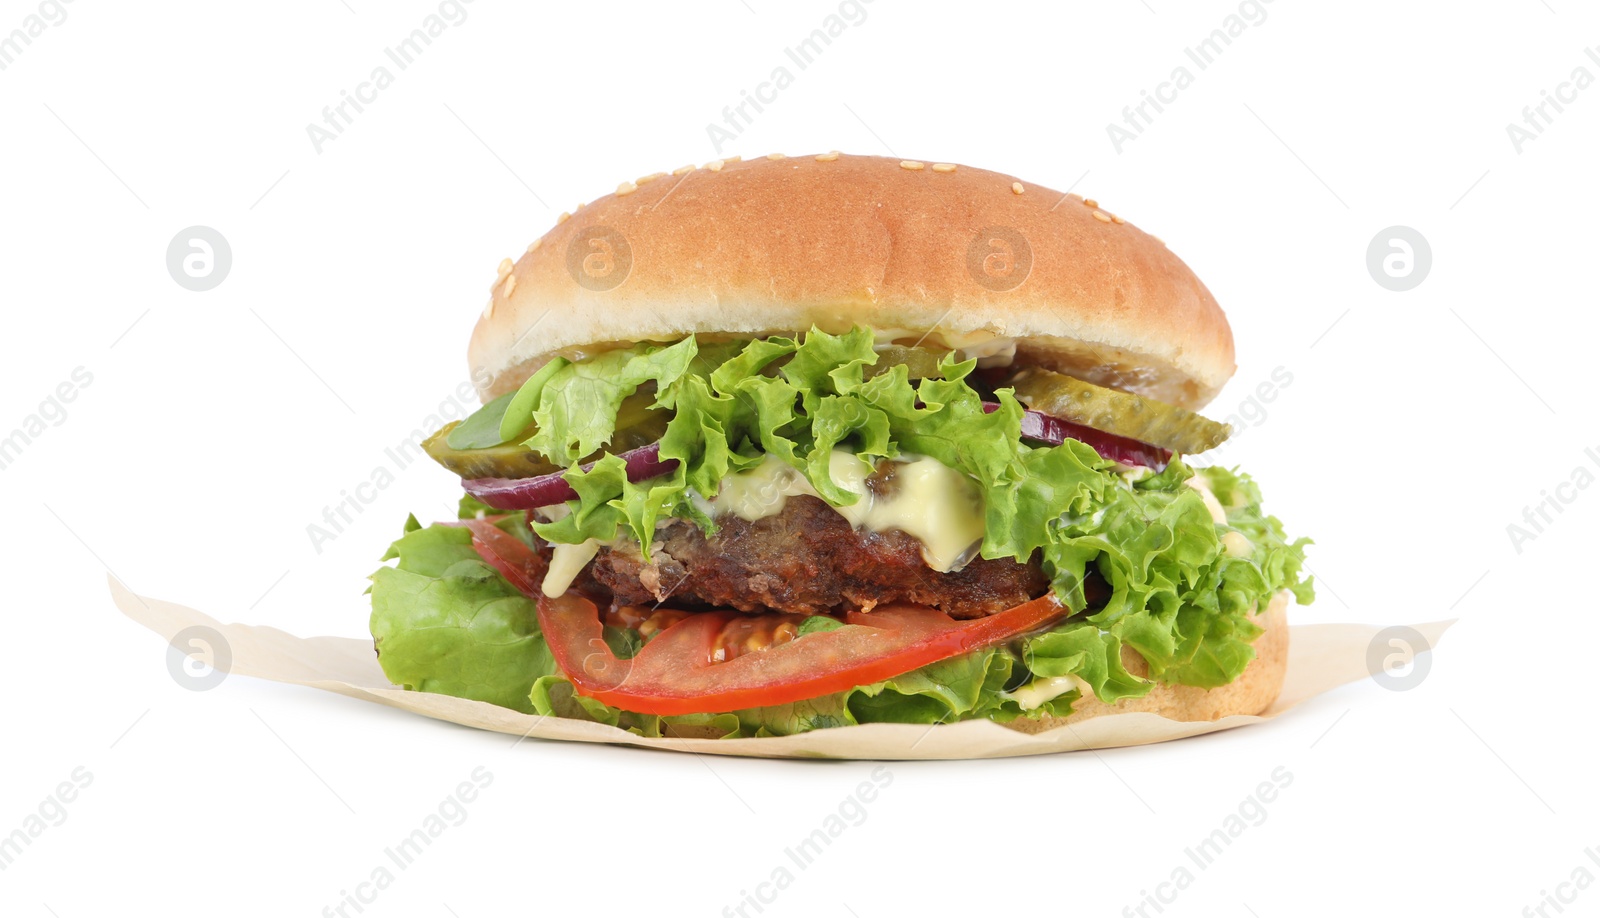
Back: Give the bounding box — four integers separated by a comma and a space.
470, 153, 1235, 410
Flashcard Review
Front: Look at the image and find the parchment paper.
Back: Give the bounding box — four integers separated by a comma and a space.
110, 577, 1451, 760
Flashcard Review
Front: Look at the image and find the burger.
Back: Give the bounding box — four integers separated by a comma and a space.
368, 152, 1314, 739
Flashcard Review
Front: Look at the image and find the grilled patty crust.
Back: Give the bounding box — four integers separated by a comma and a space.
575, 495, 1050, 618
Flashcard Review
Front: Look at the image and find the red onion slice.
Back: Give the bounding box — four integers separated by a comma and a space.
462, 443, 678, 510
995, 404, 1172, 470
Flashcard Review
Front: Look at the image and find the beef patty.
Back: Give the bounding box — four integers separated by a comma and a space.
577, 495, 1050, 619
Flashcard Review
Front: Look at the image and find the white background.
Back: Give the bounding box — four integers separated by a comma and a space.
2, 1, 1595, 915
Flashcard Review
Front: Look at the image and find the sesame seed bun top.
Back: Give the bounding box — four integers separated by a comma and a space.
469, 153, 1235, 411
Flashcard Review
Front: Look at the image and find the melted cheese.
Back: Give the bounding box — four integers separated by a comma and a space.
1006, 674, 1091, 711
848, 455, 987, 572
1185, 474, 1229, 526
870, 328, 1019, 367
957, 337, 1018, 368
712, 456, 821, 522
542, 538, 599, 597
1221, 530, 1254, 559
708, 451, 986, 572
1185, 473, 1253, 558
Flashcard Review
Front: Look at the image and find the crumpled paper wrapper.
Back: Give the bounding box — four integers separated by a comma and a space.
111, 578, 1451, 760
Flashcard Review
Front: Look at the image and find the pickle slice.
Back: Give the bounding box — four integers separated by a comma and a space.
610, 390, 668, 444
866, 345, 950, 380
424, 423, 561, 479
425, 391, 669, 479
1008, 367, 1231, 455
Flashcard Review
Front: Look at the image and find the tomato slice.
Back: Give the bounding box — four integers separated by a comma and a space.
461, 518, 546, 597
463, 523, 1067, 714
534, 592, 1065, 715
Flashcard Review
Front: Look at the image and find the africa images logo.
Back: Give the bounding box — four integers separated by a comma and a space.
965, 226, 1032, 292
565, 225, 633, 292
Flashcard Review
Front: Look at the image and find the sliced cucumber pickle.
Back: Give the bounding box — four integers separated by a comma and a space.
608, 389, 669, 444
424, 390, 669, 479
423, 424, 560, 479
866, 345, 951, 380
1009, 367, 1231, 455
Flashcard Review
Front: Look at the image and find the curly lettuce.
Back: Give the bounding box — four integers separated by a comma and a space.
368, 511, 555, 713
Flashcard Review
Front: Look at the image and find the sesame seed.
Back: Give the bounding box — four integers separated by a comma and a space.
1112, 214, 1125, 225
501, 274, 517, 296
1011, 182, 1025, 194
931, 163, 957, 173
496, 258, 513, 279
1083, 198, 1098, 209
816, 150, 841, 162
672, 164, 695, 175
615, 181, 637, 196
636, 172, 665, 185
482, 298, 494, 319
725, 155, 742, 163
557, 211, 571, 222
1153, 235, 1166, 247
707, 159, 725, 172
1093, 210, 1112, 223
766, 152, 787, 160
900, 161, 925, 171
526, 238, 543, 254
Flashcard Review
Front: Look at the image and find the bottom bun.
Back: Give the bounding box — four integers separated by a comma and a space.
1004, 590, 1291, 734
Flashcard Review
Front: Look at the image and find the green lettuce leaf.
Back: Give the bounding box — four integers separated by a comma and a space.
517, 337, 699, 462
447, 391, 516, 449
498, 356, 570, 443
369, 518, 560, 713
